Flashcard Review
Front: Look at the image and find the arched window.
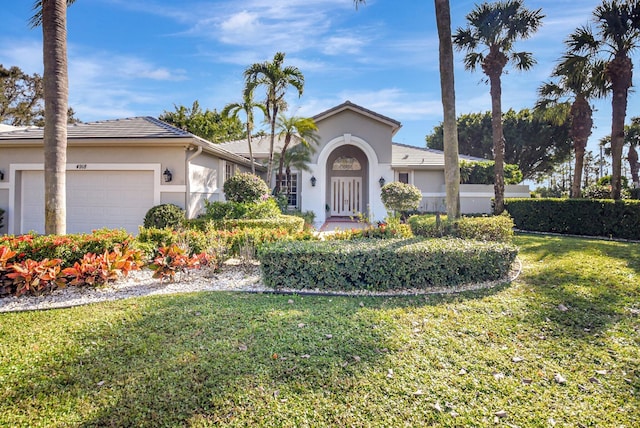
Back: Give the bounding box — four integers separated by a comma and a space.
332, 156, 361, 171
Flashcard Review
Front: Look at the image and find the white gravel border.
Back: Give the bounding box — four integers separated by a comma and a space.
0, 258, 521, 313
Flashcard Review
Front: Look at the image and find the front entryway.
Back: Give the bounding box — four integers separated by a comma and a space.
330, 177, 362, 216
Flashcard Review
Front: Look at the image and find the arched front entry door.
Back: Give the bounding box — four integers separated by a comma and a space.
326, 145, 368, 217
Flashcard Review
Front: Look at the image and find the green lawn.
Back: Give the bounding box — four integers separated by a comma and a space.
0, 234, 638, 427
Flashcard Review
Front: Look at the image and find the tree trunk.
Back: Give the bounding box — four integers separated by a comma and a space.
274, 135, 292, 194
570, 96, 593, 198
488, 71, 505, 214
267, 105, 278, 190
434, 0, 460, 219
42, 0, 68, 235
628, 144, 639, 187
246, 121, 255, 174
608, 55, 632, 200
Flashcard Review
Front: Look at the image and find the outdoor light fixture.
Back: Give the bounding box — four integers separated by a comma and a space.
0, 170, 4, 181
310, 176, 317, 187
163, 168, 173, 183
378, 176, 385, 187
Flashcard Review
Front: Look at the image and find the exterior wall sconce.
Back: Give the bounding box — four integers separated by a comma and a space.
163, 168, 173, 183
378, 176, 385, 187
0, 170, 4, 181
310, 176, 317, 187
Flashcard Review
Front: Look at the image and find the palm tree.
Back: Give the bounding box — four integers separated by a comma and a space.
567, 1, 640, 199
434, 0, 461, 219
274, 144, 316, 206
30, 0, 76, 235
274, 115, 319, 194
244, 52, 304, 188
453, 0, 544, 214
625, 117, 640, 187
537, 51, 607, 198
221, 86, 267, 174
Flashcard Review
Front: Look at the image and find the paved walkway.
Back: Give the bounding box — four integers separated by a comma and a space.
318, 218, 370, 233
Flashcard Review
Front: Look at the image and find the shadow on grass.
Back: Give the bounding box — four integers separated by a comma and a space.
2, 289, 485, 426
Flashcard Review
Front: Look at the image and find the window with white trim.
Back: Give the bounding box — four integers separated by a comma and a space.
225, 162, 235, 182
398, 172, 410, 184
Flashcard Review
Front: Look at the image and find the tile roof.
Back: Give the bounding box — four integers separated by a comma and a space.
0, 116, 191, 140
217, 135, 278, 157
391, 142, 485, 168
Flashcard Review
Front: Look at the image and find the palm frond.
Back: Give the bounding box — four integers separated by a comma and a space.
29, 0, 76, 28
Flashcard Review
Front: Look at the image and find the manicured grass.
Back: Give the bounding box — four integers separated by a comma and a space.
0, 234, 638, 427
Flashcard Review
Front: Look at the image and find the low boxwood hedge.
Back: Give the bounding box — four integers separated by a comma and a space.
408, 214, 514, 242
216, 215, 305, 234
258, 238, 517, 292
505, 198, 640, 239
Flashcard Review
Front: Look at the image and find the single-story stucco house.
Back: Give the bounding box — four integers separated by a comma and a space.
0, 117, 262, 235
0, 101, 529, 235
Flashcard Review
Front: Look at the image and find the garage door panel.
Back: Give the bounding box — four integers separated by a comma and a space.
20, 170, 155, 235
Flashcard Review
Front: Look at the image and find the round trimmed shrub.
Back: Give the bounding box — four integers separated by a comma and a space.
381, 182, 422, 215
143, 204, 185, 229
223, 172, 270, 203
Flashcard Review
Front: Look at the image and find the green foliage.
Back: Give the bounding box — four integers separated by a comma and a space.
426, 109, 572, 180
258, 238, 517, 291
143, 204, 185, 229
597, 174, 629, 188
284, 209, 316, 230
408, 214, 514, 242
505, 198, 640, 239
459, 160, 523, 184
581, 184, 612, 199
216, 215, 305, 234
327, 217, 413, 240
203, 198, 281, 221
158, 100, 245, 143
380, 182, 422, 215
223, 172, 270, 203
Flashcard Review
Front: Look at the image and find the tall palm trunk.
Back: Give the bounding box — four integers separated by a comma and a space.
488, 70, 505, 214
628, 144, 639, 187
42, 0, 68, 234
435, 0, 460, 219
570, 96, 593, 198
275, 134, 292, 194
608, 54, 632, 200
267, 105, 278, 188
246, 121, 255, 174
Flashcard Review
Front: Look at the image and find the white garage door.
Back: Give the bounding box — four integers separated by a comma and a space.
21, 170, 155, 235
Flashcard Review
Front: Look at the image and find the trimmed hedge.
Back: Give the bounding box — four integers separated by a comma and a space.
258, 238, 517, 291
143, 204, 185, 229
504, 198, 640, 239
216, 215, 305, 234
408, 214, 514, 242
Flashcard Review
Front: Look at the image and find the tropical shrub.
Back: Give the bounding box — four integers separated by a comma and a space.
143, 204, 185, 229
223, 172, 270, 203
408, 214, 514, 242
0, 229, 134, 268
148, 244, 203, 281
258, 238, 517, 291
505, 198, 640, 239
380, 182, 422, 216
62, 248, 143, 287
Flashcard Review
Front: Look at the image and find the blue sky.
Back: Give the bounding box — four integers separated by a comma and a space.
1, 0, 638, 156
